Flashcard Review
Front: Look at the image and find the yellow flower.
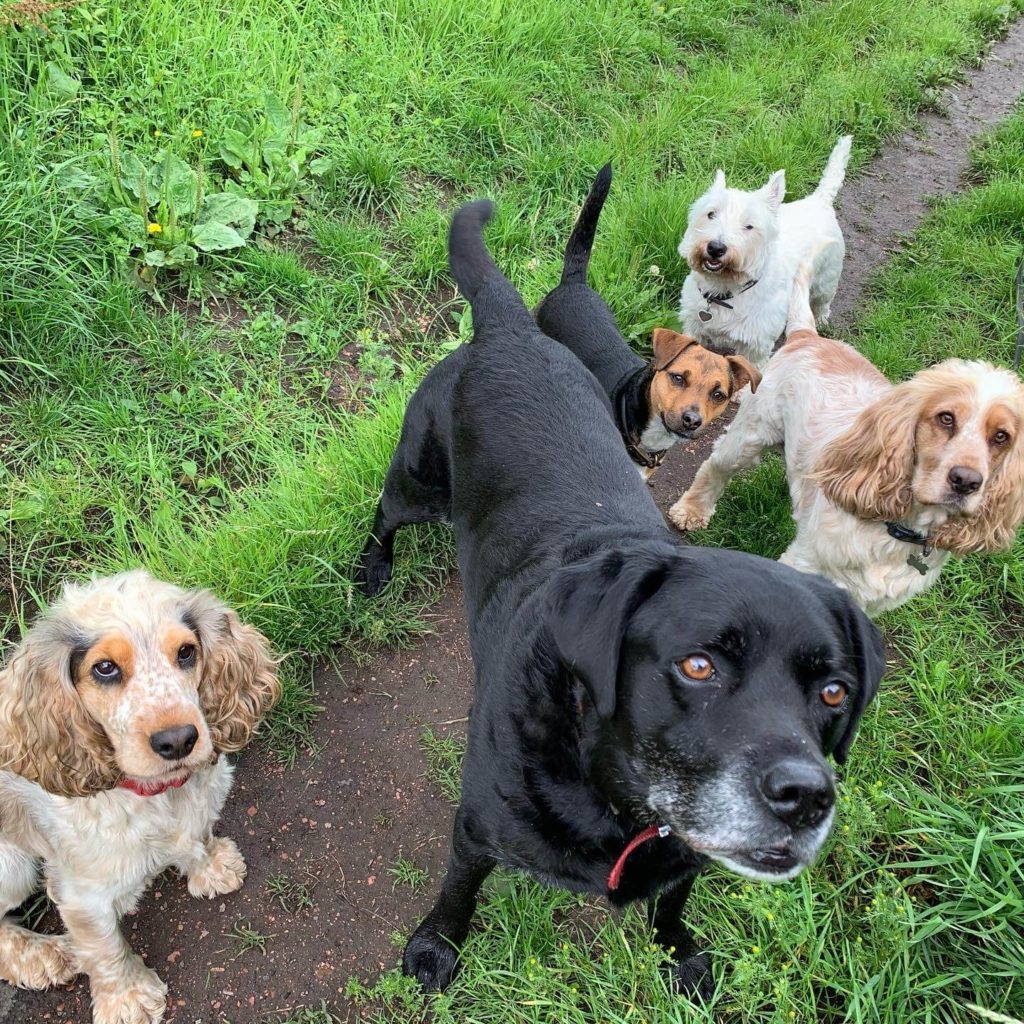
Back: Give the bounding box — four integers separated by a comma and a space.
153, 129, 162, 138
751, 945, 760, 954
191, 129, 203, 138
147, 222, 162, 234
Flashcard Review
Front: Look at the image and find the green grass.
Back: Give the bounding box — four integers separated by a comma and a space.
349, 108, 1024, 1024
2, 3, 1024, 1020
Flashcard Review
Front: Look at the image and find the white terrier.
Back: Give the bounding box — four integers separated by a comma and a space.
678, 136, 852, 368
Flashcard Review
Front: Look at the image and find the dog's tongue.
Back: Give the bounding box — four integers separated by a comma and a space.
117, 774, 190, 797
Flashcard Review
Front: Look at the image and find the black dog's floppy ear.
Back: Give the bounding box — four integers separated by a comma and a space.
830, 602, 886, 765
546, 547, 671, 718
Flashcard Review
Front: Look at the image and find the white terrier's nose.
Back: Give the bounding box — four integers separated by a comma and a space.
707, 240, 728, 259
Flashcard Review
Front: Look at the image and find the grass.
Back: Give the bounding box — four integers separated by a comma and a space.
348, 108, 1024, 1024
1, 1, 1023, 1021
2, 1, 1022, 760
265, 872, 316, 914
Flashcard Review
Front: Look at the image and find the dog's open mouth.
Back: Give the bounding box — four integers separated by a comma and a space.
723, 846, 802, 875
702, 257, 725, 273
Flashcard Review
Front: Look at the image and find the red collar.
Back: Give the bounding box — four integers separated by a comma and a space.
117, 774, 190, 797
607, 824, 671, 891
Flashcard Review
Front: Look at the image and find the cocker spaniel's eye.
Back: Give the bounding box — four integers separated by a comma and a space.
679, 654, 715, 681
706, 210, 716, 220
177, 643, 197, 668
92, 660, 121, 684
937, 411, 955, 429
821, 682, 848, 709
992, 429, 1010, 446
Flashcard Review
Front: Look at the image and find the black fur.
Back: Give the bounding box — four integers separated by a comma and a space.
355, 200, 885, 999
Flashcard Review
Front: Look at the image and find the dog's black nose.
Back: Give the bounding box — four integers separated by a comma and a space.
759, 759, 834, 829
706, 240, 728, 259
948, 465, 983, 495
149, 724, 199, 761
681, 410, 703, 431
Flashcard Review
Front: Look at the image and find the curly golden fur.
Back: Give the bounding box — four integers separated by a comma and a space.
0, 570, 280, 798
814, 360, 1024, 556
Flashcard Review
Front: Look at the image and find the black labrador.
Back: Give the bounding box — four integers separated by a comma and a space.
355, 200, 884, 998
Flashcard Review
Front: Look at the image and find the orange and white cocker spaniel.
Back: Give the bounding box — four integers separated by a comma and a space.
0, 570, 280, 1024
670, 258, 1024, 615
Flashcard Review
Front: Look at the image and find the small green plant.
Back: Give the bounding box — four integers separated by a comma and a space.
275, 1003, 340, 1024
265, 872, 315, 914
229, 919, 271, 955
419, 726, 465, 802
387, 858, 430, 894
218, 86, 333, 231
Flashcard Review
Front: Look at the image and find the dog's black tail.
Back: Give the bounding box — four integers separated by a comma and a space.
560, 163, 613, 286
448, 198, 532, 336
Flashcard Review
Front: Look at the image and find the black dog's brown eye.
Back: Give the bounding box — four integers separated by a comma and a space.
821, 682, 848, 708
679, 654, 714, 681
92, 660, 121, 684
937, 411, 955, 429
177, 643, 197, 668
992, 430, 1010, 446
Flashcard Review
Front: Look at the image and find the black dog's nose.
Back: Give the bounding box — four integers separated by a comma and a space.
948, 466, 983, 495
681, 410, 703, 431
706, 240, 728, 259
149, 724, 199, 761
759, 759, 834, 830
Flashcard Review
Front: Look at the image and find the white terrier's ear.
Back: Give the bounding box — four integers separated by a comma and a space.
760, 170, 785, 211
711, 169, 726, 191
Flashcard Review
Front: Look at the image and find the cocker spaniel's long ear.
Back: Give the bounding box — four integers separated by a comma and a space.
181, 589, 281, 753
545, 544, 672, 718
0, 615, 119, 797
813, 382, 921, 522
932, 435, 1024, 555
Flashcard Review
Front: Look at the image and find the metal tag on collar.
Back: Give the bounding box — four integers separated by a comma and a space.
907, 552, 930, 575
698, 308, 713, 322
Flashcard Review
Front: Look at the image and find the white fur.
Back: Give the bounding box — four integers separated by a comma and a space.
667, 335, 1024, 615
0, 761, 242, 1024
678, 137, 851, 368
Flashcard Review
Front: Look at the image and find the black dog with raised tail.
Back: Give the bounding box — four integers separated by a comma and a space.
356, 200, 884, 998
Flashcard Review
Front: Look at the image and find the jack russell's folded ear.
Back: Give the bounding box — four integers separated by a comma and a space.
652, 328, 698, 372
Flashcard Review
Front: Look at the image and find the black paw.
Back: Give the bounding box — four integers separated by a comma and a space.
402, 925, 461, 992
669, 950, 713, 1001
355, 542, 392, 598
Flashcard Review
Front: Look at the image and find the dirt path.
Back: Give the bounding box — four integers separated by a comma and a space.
10, 22, 1024, 1024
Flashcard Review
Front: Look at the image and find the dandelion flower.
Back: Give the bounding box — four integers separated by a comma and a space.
191, 129, 203, 138
147, 223, 162, 234
153, 129, 162, 138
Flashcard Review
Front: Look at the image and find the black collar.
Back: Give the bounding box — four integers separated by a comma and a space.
885, 521, 934, 556
700, 277, 759, 310
615, 367, 666, 471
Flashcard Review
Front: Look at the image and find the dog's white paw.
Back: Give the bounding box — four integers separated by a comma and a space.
187, 836, 246, 899
0, 931, 77, 989
668, 497, 712, 532
91, 961, 167, 1024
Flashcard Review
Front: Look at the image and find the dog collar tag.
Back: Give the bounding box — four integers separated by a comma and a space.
698, 309, 713, 322
907, 552, 930, 576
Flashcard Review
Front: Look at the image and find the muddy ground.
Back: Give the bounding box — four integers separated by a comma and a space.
9, 20, 1024, 1024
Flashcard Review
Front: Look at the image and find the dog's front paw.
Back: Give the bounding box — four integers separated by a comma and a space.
669, 950, 713, 1001
355, 541, 393, 598
187, 836, 246, 898
668, 496, 712, 532
91, 962, 167, 1024
402, 924, 461, 992
0, 932, 77, 989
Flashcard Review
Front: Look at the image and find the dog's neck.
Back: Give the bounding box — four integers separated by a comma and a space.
612, 365, 665, 469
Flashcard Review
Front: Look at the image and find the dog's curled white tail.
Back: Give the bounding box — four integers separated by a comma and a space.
786, 237, 840, 337
813, 136, 852, 204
